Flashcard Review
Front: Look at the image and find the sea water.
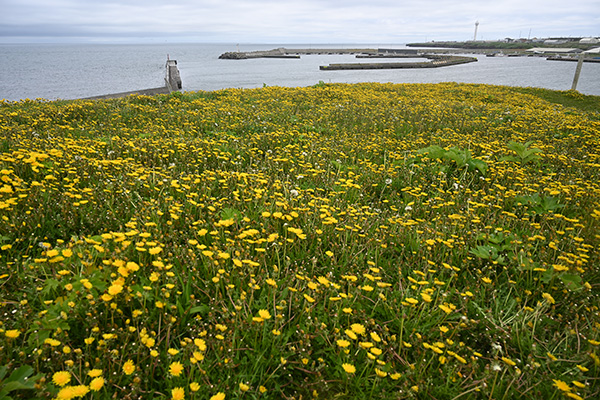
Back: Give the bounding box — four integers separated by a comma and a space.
1, 43, 598, 101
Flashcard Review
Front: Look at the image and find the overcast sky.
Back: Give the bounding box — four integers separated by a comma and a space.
1, 0, 598, 44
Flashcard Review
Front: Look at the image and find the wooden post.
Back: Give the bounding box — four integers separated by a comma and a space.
571, 53, 585, 91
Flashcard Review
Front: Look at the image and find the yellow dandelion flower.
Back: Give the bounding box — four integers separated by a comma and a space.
370, 332, 382, 342
370, 347, 383, 356
52, 371, 71, 387
342, 363, 356, 374
239, 382, 250, 392
303, 294, 316, 303
404, 297, 418, 305
190, 382, 200, 392
126, 261, 140, 272
45, 338, 61, 346
345, 329, 358, 340
258, 309, 272, 320
502, 357, 516, 367
553, 379, 571, 392
576, 364, 589, 372
542, 293, 555, 304
194, 338, 207, 351
351, 323, 366, 335
171, 387, 185, 400
4, 329, 20, 339
266, 278, 277, 287
565, 393, 584, 400
70, 385, 89, 397
149, 246, 163, 255
209, 392, 226, 400
337, 339, 351, 348
89, 376, 105, 391
107, 284, 123, 296
122, 359, 135, 375
439, 304, 453, 314
55, 386, 75, 400
87, 369, 102, 378
169, 361, 184, 377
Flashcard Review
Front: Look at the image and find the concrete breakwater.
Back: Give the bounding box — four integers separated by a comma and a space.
219, 47, 377, 59
547, 56, 600, 63
84, 58, 182, 100
320, 55, 477, 70
218, 47, 476, 70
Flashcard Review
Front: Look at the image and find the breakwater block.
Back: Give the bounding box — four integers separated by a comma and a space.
320, 55, 477, 70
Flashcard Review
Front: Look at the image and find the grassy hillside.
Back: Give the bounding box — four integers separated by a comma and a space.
1, 83, 599, 399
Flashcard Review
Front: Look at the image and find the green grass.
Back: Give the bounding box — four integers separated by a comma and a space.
0, 82, 599, 400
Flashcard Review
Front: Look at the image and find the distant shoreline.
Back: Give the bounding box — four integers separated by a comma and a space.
407, 39, 598, 51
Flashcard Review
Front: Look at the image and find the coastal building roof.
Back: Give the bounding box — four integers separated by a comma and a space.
580, 37, 599, 44
584, 47, 600, 54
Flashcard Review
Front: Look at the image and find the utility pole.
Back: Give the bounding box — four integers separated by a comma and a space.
571, 53, 585, 91
473, 21, 479, 41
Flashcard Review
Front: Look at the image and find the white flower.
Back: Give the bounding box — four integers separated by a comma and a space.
290, 189, 299, 197
385, 178, 392, 185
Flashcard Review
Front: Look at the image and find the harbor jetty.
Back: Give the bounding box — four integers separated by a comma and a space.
84, 57, 182, 100
546, 56, 600, 63
219, 47, 377, 59
219, 47, 477, 70
319, 55, 477, 70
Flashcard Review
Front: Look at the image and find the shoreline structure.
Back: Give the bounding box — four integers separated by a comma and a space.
218, 46, 598, 70
82, 45, 597, 99
84, 58, 182, 100
219, 47, 478, 70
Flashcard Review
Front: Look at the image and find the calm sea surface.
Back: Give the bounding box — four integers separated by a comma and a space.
1, 43, 599, 101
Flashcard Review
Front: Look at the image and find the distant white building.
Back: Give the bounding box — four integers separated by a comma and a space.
580, 37, 599, 44
584, 47, 600, 54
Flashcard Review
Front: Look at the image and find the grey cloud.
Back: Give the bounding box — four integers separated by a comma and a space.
0, 0, 598, 43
